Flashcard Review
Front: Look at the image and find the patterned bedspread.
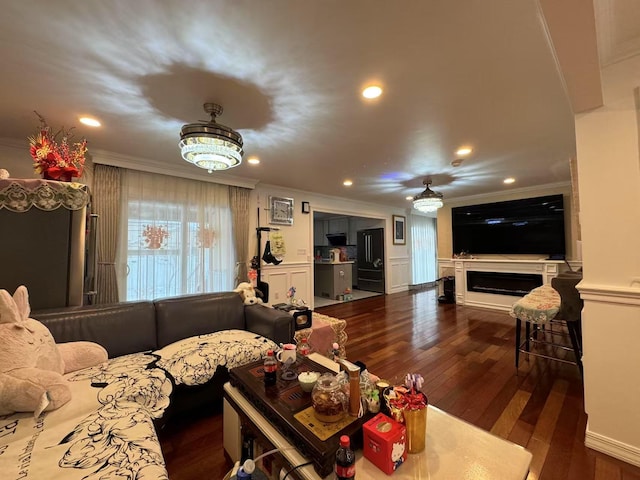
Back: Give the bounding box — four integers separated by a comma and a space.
0, 353, 173, 480
0, 330, 278, 480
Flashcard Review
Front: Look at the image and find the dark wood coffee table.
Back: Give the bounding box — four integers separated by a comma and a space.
227, 354, 372, 477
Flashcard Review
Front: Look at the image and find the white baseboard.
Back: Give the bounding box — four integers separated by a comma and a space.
585, 426, 640, 467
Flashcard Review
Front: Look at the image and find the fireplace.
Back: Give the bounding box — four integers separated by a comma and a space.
466, 271, 543, 297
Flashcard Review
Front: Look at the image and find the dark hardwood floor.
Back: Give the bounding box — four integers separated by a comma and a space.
159, 288, 640, 480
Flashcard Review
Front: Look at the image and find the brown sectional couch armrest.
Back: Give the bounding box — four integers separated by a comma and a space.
245, 305, 295, 346
33, 301, 157, 358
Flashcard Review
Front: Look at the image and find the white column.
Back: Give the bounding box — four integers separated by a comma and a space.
575, 54, 640, 466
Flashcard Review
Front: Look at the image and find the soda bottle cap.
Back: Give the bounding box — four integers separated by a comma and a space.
340, 435, 350, 447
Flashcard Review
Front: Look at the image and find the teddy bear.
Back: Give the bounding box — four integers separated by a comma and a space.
233, 282, 264, 305
0, 286, 107, 418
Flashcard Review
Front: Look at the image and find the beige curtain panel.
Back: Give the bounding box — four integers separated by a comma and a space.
93, 164, 121, 304
229, 186, 251, 286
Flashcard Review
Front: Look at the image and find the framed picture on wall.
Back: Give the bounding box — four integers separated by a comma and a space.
393, 215, 406, 245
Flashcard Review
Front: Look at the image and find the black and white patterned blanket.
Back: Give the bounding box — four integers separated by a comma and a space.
0, 330, 277, 480
0, 353, 172, 480
155, 329, 278, 386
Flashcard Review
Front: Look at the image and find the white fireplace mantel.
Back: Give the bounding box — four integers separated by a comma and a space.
437, 258, 581, 312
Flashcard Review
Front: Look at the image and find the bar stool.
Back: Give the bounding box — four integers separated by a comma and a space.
550, 272, 583, 373
510, 280, 583, 376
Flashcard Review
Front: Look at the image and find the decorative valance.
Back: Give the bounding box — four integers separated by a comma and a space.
0, 179, 90, 212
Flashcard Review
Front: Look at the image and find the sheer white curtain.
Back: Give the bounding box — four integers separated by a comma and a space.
116, 170, 235, 301
410, 214, 438, 285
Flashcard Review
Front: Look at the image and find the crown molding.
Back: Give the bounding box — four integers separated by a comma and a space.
445, 181, 572, 205
90, 149, 260, 189
0, 137, 573, 205
0, 138, 260, 189
255, 182, 394, 219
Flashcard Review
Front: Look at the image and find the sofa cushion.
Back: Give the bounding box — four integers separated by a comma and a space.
154, 292, 246, 348
33, 301, 157, 358
155, 329, 278, 386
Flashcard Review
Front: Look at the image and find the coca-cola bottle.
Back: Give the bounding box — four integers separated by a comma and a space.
263, 350, 277, 386
335, 435, 356, 480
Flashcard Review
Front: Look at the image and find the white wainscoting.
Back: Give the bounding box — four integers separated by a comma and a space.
262, 259, 411, 305
389, 256, 410, 293
580, 282, 640, 467
261, 262, 312, 305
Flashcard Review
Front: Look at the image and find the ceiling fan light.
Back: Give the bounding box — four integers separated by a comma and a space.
413, 197, 443, 212
413, 177, 444, 213
179, 103, 243, 172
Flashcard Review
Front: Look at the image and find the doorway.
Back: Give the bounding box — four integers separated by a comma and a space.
312, 212, 384, 308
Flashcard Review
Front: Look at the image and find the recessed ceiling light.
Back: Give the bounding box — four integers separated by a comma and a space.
456, 147, 472, 156
362, 85, 382, 99
504, 177, 515, 184
247, 157, 260, 165
343, 180, 353, 186
451, 159, 463, 167
79, 116, 101, 127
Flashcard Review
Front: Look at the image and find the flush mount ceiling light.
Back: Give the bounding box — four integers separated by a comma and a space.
413, 177, 444, 213
79, 116, 101, 127
362, 85, 383, 99
179, 103, 243, 173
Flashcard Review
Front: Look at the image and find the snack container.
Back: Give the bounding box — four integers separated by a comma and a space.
363, 413, 407, 474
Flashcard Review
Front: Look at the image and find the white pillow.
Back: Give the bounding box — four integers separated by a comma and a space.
154, 329, 277, 386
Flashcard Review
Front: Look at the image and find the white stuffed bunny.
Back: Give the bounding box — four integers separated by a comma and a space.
0, 287, 108, 418
0, 286, 72, 417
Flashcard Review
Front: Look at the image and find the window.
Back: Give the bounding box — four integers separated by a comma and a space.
118, 170, 235, 301
410, 215, 438, 285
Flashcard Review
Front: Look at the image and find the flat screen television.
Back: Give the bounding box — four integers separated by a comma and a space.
452, 194, 566, 256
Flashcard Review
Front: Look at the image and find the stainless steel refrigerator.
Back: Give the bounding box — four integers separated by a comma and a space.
0, 182, 97, 310
357, 228, 385, 293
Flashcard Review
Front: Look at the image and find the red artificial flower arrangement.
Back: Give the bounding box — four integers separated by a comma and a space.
387, 373, 428, 412
28, 111, 87, 181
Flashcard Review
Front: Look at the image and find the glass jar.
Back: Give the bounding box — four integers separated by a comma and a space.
297, 337, 311, 356
311, 373, 347, 423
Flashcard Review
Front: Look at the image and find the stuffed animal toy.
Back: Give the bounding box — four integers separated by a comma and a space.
233, 282, 264, 305
0, 286, 107, 418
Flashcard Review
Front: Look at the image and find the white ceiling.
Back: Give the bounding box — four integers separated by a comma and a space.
0, 1, 637, 208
